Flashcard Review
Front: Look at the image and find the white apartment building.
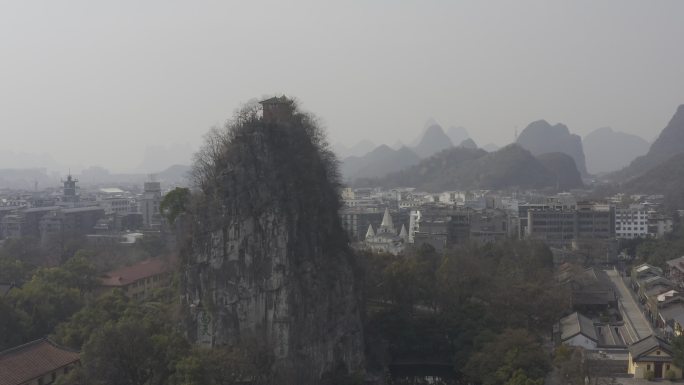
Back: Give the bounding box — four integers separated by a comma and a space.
615, 205, 649, 239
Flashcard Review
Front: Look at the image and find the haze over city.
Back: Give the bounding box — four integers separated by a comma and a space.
2, 0, 684, 172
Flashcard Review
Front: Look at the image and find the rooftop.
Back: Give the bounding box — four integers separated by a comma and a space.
62, 206, 105, 214
666, 256, 684, 273
100, 258, 170, 287
0, 338, 80, 385
259, 96, 291, 105
560, 312, 598, 342
0, 283, 15, 296
99, 187, 125, 194
629, 335, 672, 362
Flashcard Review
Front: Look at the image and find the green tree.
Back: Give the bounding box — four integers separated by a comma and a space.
170, 344, 272, 385
62, 253, 98, 294
81, 318, 189, 385
7, 267, 83, 338
0, 257, 33, 283
160, 187, 191, 224
53, 290, 131, 349
672, 335, 684, 370
0, 296, 28, 350
464, 329, 550, 385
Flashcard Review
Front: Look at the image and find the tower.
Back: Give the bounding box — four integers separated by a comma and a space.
140, 180, 162, 229
259, 96, 294, 123
62, 174, 79, 204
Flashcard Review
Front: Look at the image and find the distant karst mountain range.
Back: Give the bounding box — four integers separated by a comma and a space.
338, 111, 664, 188
339, 123, 480, 181
357, 144, 583, 192
613, 104, 684, 209
616, 104, 684, 181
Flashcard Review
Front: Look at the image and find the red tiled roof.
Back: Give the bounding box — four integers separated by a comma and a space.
100, 258, 169, 287
0, 338, 80, 385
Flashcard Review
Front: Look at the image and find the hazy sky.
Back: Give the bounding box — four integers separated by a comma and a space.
2, 0, 684, 172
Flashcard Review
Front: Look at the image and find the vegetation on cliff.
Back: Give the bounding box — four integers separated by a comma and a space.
182, 98, 364, 384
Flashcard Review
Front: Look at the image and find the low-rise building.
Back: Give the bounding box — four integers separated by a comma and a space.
628, 335, 682, 380
0, 338, 80, 385
666, 256, 684, 288
559, 312, 598, 350
99, 258, 171, 300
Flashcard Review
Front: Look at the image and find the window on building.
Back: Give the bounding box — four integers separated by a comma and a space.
647, 364, 651, 371
657, 350, 661, 355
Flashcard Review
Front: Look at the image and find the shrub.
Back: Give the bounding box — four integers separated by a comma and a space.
645, 370, 655, 381
665, 369, 677, 381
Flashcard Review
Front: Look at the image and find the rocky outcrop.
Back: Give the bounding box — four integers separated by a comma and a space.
619, 104, 684, 179
340, 144, 421, 181
362, 144, 578, 192
536, 152, 584, 190
583, 127, 649, 174
181, 100, 364, 384
446, 126, 470, 146
412, 124, 454, 158
458, 138, 478, 149
517, 120, 588, 176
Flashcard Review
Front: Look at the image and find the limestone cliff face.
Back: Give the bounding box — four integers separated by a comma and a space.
181, 103, 364, 384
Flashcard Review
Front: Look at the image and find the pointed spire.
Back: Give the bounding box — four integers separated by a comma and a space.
380, 207, 394, 230
399, 224, 407, 239
365, 224, 375, 239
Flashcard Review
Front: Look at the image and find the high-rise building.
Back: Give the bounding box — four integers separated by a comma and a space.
140, 181, 162, 229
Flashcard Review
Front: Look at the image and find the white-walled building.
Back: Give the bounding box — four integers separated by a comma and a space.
559, 312, 598, 350
616, 205, 649, 239
363, 208, 406, 255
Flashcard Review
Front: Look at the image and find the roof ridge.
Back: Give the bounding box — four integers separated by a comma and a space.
0, 337, 81, 358
0, 338, 47, 357
44, 337, 81, 354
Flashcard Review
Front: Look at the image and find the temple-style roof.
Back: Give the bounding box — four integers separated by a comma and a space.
0, 338, 80, 385
559, 312, 598, 342
629, 335, 672, 362
399, 224, 407, 239
365, 224, 375, 239
380, 207, 394, 230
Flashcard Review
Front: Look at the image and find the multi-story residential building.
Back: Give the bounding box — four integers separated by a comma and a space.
0, 213, 24, 240
616, 205, 650, 239
649, 213, 674, 238
525, 202, 615, 249
39, 206, 105, 244
615, 204, 673, 239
